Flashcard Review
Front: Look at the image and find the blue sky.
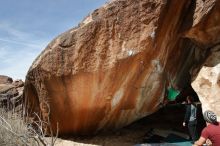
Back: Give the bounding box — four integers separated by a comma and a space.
0, 0, 107, 80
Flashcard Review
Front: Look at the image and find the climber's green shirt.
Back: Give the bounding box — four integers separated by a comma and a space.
167, 87, 180, 101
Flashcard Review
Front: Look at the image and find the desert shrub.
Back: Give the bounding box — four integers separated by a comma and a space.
0, 106, 58, 146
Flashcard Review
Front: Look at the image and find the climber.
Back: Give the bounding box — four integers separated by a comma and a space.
159, 70, 181, 107
193, 110, 220, 146
167, 86, 180, 101
183, 96, 198, 143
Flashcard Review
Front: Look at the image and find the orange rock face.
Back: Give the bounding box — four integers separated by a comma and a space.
24, 0, 220, 135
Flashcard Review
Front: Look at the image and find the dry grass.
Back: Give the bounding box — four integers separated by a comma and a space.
0, 106, 58, 146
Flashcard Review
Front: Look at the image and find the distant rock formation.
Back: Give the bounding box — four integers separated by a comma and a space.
24, 0, 220, 135
0, 75, 13, 84
0, 75, 24, 110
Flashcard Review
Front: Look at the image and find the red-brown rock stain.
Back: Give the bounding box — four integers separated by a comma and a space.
44, 47, 160, 134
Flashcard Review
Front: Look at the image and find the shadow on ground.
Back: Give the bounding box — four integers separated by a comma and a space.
58, 104, 206, 146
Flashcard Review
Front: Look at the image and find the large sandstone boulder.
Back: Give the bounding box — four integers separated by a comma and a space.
24, 0, 220, 135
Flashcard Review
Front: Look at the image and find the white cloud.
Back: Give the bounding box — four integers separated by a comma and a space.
0, 44, 46, 80
0, 47, 8, 60
0, 22, 48, 80
0, 38, 40, 48
0, 22, 29, 40
0, 46, 48, 80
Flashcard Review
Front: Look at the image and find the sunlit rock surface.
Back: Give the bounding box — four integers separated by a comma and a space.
192, 64, 220, 120
24, 0, 220, 135
189, 0, 220, 120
